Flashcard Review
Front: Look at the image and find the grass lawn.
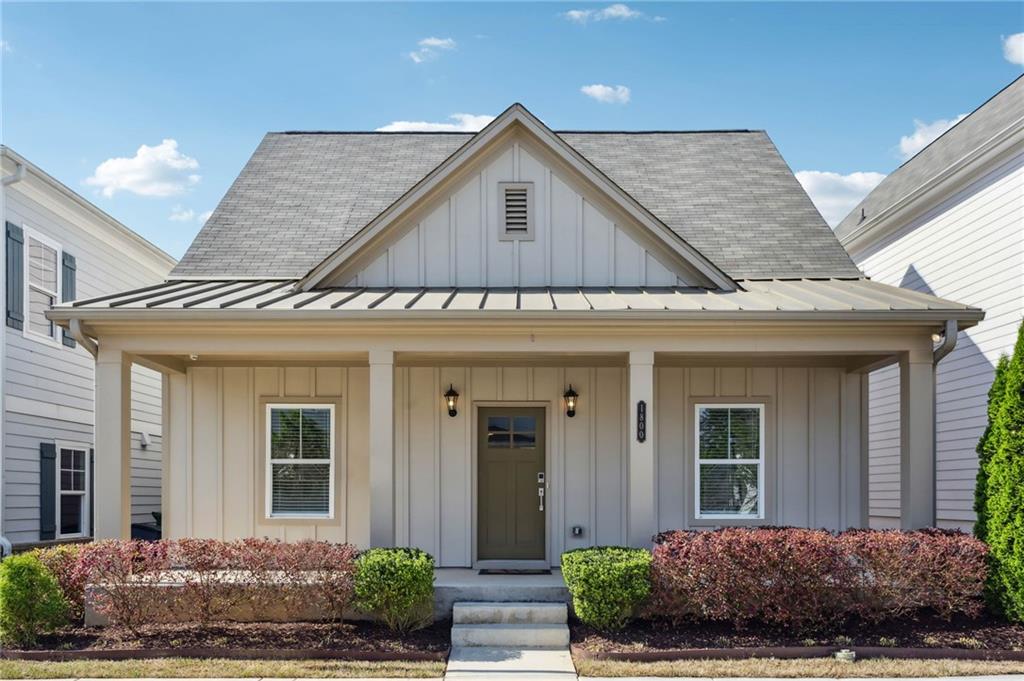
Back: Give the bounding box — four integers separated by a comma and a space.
0, 658, 445, 679
574, 656, 1024, 678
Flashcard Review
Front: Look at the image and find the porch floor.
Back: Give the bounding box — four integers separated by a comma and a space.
433, 569, 570, 619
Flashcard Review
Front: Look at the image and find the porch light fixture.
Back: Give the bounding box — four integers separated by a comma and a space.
444, 384, 459, 417
563, 385, 579, 418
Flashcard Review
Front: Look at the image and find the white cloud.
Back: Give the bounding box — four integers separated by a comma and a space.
169, 207, 213, 223
408, 36, 456, 63
376, 113, 495, 132
1002, 32, 1024, 65
563, 4, 647, 24
795, 170, 887, 228
0, 40, 11, 54
581, 83, 631, 104
169, 207, 196, 222
897, 114, 967, 161
85, 139, 200, 198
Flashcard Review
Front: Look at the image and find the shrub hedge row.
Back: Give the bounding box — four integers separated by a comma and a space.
564, 528, 989, 632
650, 527, 988, 630
0, 541, 434, 645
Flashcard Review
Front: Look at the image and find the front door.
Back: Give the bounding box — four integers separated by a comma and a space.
478, 407, 546, 562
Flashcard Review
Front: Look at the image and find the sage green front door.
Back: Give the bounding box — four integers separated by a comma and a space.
478, 408, 546, 561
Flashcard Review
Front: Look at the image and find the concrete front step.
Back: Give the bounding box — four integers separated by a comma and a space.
450, 622, 571, 648
453, 601, 567, 625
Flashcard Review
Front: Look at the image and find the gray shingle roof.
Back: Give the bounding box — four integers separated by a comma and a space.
835, 76, 1023, 239
173, 129, 861, 280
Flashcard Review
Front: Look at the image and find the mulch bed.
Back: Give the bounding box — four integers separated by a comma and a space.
571, 613, 1024, 659
2, 620, 450, 662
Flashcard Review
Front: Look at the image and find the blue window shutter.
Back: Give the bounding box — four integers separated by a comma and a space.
61, 252, 76, 347
40, 442, 57, 540
6, 221, 24, 330
89, 449, 95, 537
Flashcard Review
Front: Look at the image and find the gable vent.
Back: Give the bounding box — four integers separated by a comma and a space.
499, 182, 534, 240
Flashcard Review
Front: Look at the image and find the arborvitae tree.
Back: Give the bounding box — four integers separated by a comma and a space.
984, 320, 1024, 621
975, 355, 1009, 543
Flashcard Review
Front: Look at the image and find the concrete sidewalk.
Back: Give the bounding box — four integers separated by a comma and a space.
445, 645, 576, 679
579, 677, 1024, 681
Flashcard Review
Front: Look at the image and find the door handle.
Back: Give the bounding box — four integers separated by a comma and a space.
538, 486, 545, 512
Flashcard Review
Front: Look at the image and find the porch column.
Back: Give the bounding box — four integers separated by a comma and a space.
628, 351, 656, 547
899, 353, 935, 529
94, 348, 131, 539
161, 371, 188, 539
369, 350, 395, 547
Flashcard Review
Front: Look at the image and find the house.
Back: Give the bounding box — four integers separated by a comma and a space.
836, 77, 1023, 531
2, 146, 176, 549
47, 105, 982, 567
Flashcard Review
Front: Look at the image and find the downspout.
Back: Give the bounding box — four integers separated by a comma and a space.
70, 319, 99, 358
0, 161, 26, 555
930, 319, 959, 527
1, 163, 26, 187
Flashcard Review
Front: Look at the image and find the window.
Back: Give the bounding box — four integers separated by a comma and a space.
694, 404, 764, 519
498, 182, 534, 240
57, 446, 89, 538
25, 233, 60, 342
486, 415, 537, 448
266, 405, 334, 518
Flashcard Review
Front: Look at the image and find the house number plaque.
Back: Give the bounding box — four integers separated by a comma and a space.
636, 400, 647, 442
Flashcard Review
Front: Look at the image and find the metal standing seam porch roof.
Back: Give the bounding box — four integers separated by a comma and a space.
50, 278, 983, 324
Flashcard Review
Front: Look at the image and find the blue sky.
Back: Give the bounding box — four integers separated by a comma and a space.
2, 2, 1021, 258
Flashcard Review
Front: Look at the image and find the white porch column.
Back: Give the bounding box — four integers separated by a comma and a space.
899, 353, 936, 529
369, 350, 395, 547
628, 351, 656, 547
161, 371, 188, 539
94, 348, 131, 539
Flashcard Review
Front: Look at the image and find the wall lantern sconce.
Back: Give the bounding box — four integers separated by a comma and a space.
444, 384, 460, 417
563, 385, 579, 418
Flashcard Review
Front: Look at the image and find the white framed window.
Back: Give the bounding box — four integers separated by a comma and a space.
24, 229, 61, 344
265, 404, 334, 518
57, 443, 90, 539
694, 403, 765, 520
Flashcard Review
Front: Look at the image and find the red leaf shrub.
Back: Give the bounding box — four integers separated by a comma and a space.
75, 540, 171, 628
32, 544, 87, 622
74, 539, 358, 627
839, 528, 989, 622
650, 527, 988, 631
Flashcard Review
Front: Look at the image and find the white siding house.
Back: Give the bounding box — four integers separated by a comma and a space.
837, 77, 1023, 530
51, 105, 981, 561
2, 147, 176, 546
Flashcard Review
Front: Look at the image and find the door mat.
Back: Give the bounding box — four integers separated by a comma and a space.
478, 568, 552, 575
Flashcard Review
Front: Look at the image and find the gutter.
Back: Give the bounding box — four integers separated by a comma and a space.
930, 319, 959, 527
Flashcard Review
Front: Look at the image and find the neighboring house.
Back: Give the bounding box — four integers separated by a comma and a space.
2, 146, 176, 548
836, 77, 1023, 531
50, 105, 982, 566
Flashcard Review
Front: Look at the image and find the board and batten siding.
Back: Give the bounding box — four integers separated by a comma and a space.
178, 363, 862, 563
3, 163, 172, 543
331, 139, 691, 289
852, 152, 1024, 530
173, 366, 371, 546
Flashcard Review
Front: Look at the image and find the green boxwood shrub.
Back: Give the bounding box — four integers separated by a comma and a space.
354, 548, 434, 632
0, 553, 68, 647
561, 546, 651, 631
982, 321, 1024, 621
